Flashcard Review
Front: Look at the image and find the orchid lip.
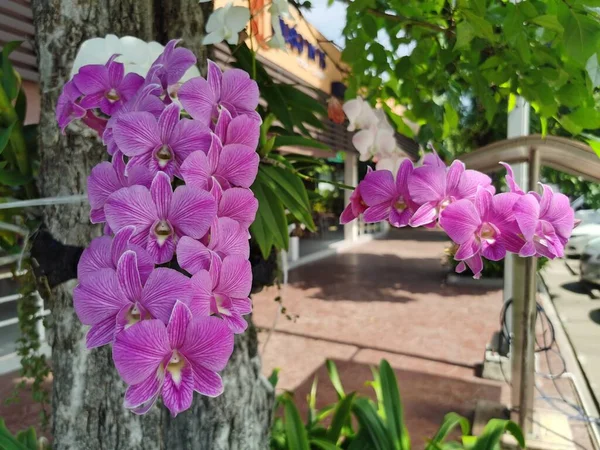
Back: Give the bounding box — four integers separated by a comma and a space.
154, 220, 173, 245
167, 350, 186, 384
105, 88, 120, 102
215, 294, 231, 316
155, 145, 173, 168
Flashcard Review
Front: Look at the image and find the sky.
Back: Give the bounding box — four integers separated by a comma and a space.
302, 0, 347, 47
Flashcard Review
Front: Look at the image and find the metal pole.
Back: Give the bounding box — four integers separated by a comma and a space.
513, 147, 540, 434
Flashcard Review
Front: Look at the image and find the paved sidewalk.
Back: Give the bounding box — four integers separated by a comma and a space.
254, 228, 510, 446
543, 259, 600, 409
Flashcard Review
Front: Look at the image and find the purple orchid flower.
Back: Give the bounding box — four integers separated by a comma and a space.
88, 151, 154, 224
500, 162, 525, 195
210, 182, 258, 229
190, 256, 252, 334
103, 82, 165, 156
104, 172, 216, 264
213, 108, 260, 149
177, 217, 250, 274
512, 184, 574, 258
113, 301, 234, 416
439, 188, 521, 278
73, 251, 190, 349
340, 167, 372, 225
112, 102, 212, 179
180, 134, 259, 191
56, 80, 86, 133
147, 39, 197, 92
77, 226, 154, 284
179, 60, 260, 126
73, 56, 144, 116
409, 160, 493, 227
360, 159, 417, 227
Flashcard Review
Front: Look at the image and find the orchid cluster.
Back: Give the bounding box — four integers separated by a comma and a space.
342, 97, 407, 175
341, 100, 576, 279
201, 0, 291, 50
57, 38, 261, 416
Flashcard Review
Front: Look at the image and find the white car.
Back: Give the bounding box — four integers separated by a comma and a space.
565, 223, 600, 258
580, 237, 600, 285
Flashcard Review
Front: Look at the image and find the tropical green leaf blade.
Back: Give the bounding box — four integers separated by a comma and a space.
327, 392, 356, 444
425, 412, 470, 450
283, 395, 310, 450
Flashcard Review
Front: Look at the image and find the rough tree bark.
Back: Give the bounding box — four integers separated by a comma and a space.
31, 1, 273, 449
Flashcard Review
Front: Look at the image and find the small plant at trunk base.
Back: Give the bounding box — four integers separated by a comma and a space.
0, 419, 49, 450
270, 359, 525, 450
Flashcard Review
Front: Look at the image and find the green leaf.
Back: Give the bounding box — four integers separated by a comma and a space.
443, 103, 459, 138
557, 83, 587, 108
0, 170, 31, 186
472, 419, 525, 450
307, 375, 318, 426
507, 94, 517, 113
565, 107, 600, 130
352, 398, 394, 450
0, 419, 30, 450
540, 116, 548, 137
273, 135, 330, 151
363, 15, 379, 39
425, 412, 470, 450
263, 85, 295, 132
15, 427, 37, 449
326, 360, 345, 400
0, 121, 16, 155
561, 11, 599, 66
260, 165, 316, 231
268, 368, 280, 387
586, 54, 600, 88
382, 104, 414, 138
2, 41, 22, 101
251, 175, 288, 252
310, 439, 340, 450
278, 85, 328, 117
283, 395, 310, 450
379, 359, 409, 450
327, 392, 356, 444
531, 15, 564, 33
463, 11, 496, 42
455, 21, 475, 50
348, 429, 375, 450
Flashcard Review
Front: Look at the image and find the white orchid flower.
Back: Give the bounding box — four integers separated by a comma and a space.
269, 15, 287, 49
352, 124, 396, 162
343, 97, 378, 131
271, 0, 290, 17
203, 3, 250, 46
376, 152, 405, 177
70, 35, 200, 80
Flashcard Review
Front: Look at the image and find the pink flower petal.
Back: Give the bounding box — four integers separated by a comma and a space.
159, 103, 181, 143
409, 202, 438, 227
73, 64, 108, 95
220, 69, 259, 114
207, 60, 223, 99
226, 115, 260, 149
78, 235, 112, 281
113, 112, 161, 157
218, 188, 258, 228
180, 151, 212, 191
181, 316, 234, 372
216, 144, 259, 189
88, 162, 120, 210
179, 77, 216, 126
439, 199, 481, 244
217, 256, 252, 299
167, 301, 192, 349
360, 170, 395, 206
105, 185, 156, 238
210, 217, 250, 259
110, 226, 136, 266
190, 270, 214, 317
169, 186, 216, 239
363, 204, 390, 223
146, 232, 176, 265
446, 160, 465, 195
141, 268, 191, 324
86, 315, 118, 349
113, 319, 171, 385
117, 251, 143, 303
119, 72, 145, 100
124, 373, 163, 412
74, 269, 128, 325
151, 172, 173, 219
513, 194, 540, 241
191, 365, 223, 397
107, 60, 124, 87
162, 363, 194, 416
409, 166, 446, 205
177, 237, 212, 274
171, 119, 212, 163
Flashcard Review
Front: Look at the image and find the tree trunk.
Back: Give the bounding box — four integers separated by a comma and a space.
31, 2, 273, 448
